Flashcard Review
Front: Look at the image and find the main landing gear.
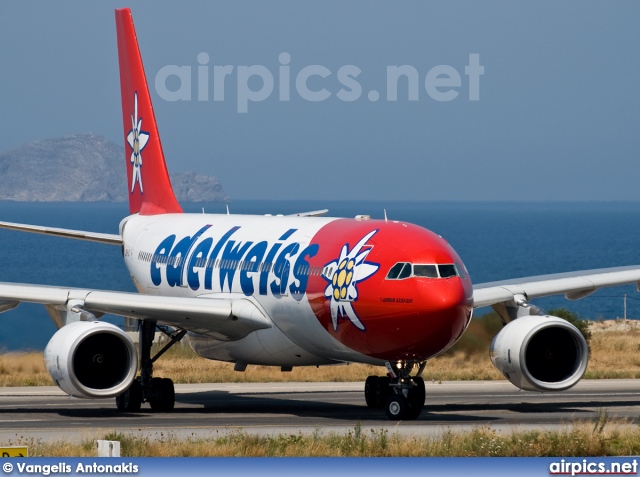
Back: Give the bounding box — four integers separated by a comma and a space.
116, 320, 186, 412
364, 361, 426, 420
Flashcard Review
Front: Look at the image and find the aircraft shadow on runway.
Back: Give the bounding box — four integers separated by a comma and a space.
0, 390, 637, 424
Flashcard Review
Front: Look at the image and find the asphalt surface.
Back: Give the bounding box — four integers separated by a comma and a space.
0, 380, 638, 442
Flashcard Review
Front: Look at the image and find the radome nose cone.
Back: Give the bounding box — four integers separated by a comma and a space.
403, 278, 471, 359
364, 278, 472, 361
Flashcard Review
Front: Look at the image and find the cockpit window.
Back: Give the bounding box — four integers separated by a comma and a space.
386, 262, 461, 280
438, 264, 458, 278
413, 264, 438, 278
398, 263, 412, 279
386, 262, 406, 279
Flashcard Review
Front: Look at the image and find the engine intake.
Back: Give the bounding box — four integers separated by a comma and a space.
44, 321, 138, 398
490, 315, 588, 392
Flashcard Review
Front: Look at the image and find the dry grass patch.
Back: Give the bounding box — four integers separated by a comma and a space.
0, 352, 54, 386
585, 328, 640, 379
11, 418, 640, 457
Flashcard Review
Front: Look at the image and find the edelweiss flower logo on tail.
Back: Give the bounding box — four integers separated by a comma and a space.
127, 92, 149, 193
322, 230, 379, 331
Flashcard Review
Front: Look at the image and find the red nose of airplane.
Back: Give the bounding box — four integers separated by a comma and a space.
308, 219, 474, 362
351, 270, 473, 361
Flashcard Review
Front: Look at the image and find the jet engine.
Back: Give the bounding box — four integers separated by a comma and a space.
44, 321, 138, 398
490, 315, 588, 392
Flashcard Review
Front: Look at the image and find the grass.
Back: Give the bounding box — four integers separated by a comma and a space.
1, 313, 639, 386
0, 352, 53, 386
585, 330, 640, 379
8, 418, 640, 457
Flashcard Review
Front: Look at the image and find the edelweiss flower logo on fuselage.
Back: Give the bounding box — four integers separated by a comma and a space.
127, 92, 149, 194
322, 230, 379, 331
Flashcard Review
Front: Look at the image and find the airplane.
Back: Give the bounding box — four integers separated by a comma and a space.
1, 7, 639, 421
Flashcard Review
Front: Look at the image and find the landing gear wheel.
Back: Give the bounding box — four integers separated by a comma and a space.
385, 394, 410, 420
364, 376, 379, 407
406, 377, 425, 420
365, 376, 392, 408
381, 360, 427, 420
149, 377, 175, 412
116, 379, 142, 412
121, 321, 184, 412
375, 376, 391, 407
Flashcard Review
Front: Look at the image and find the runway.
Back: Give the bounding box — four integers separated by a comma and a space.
0, 379, 638, 443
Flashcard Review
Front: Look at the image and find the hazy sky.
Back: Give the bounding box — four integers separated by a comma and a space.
0, 1, 638, 201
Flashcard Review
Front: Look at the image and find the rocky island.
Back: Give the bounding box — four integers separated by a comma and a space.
0, 134, 228, 203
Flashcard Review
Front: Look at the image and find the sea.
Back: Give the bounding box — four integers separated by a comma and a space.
1, 200, 640, 351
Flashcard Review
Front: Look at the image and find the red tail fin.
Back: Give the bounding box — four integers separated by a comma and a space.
115, 8, 182, 215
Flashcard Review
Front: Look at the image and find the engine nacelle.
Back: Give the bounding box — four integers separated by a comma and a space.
490, 315, 588, 392
44, 321, 138, 399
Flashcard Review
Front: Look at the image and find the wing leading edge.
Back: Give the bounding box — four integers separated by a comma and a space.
0, 220, 122, 245
472, 265, 640, 308
0, 282, 271, 341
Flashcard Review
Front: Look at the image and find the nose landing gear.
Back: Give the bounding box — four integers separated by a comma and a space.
364, 361, 426, 420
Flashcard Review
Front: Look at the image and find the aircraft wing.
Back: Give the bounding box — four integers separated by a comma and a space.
472, 265, 640, 308
287, 209, 329, 217
0, 282, 271, 341
0, 220, 122, 245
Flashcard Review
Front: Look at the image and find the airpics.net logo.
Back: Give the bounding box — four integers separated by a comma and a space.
154, 53, 484, 113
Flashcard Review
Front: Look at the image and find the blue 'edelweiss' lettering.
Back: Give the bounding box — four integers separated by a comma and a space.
150, 226, 319, 300
166, 225, 211, 287
220, 240, 254, 292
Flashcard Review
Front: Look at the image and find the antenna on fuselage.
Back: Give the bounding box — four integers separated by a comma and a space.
226, 204, 230, 215
384, 209, 388, 223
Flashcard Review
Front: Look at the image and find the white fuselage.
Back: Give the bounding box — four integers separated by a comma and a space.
120, 213, 382, 367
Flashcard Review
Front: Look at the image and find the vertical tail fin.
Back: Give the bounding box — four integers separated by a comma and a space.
115, 8, 182, 215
